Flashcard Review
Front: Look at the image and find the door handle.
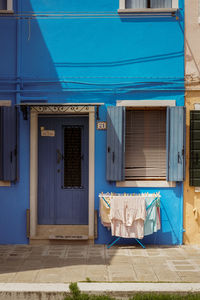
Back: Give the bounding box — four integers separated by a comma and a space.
112, 152, 115, 163
178, 152, 182, 164
56, 149, 63, 164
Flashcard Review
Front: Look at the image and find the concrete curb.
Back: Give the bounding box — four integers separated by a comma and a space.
0, 283, 200, 299
79, 282, 200, 293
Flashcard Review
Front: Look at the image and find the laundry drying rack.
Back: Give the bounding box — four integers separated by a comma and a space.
99, 192, 161, 249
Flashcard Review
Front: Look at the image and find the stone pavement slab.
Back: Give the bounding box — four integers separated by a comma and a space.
0, 245, 199, 283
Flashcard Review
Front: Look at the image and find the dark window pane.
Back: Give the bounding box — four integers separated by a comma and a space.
0, 0, 7, 10
64, 127, 82, 188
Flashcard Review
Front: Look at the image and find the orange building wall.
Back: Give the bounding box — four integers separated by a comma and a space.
184, 91, 200, 245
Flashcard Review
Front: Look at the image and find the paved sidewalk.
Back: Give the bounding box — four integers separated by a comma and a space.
0, 244, 200, 283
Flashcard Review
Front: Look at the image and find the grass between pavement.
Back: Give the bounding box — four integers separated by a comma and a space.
64, 283, 200, 300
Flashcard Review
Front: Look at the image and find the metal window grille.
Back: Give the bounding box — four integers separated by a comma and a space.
63, 127, 82, 188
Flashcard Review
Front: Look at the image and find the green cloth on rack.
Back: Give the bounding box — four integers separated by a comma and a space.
144, 197, 158, 236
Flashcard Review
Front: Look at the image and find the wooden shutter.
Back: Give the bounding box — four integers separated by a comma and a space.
107, 106, 125, 181
190, 111, 200, 186
150, 0, 172, 7
167, 106, 185, 182
125, 0, 147, 8
125, 109, 166, 180
0, 106, 18, 181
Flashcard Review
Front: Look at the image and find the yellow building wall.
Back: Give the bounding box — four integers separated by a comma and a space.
184, 90, 200, 245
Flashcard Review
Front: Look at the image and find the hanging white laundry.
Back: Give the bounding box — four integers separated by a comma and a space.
110, 196, 146, 239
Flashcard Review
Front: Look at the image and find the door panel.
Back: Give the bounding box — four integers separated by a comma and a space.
38, 116, 89, 225
38, 117, 57, 224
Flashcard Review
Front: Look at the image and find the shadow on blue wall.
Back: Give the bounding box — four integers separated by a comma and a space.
0, 0, 63, 244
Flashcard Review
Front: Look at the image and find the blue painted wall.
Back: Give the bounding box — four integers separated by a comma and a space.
0, 0, 184, 244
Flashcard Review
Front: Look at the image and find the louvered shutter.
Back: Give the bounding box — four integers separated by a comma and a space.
125, 0, 147, 8
167, 106, 186, 182
0, 106, 18, 181
125, 109, 166, 180
107, 106, 125, 181
150, 0, 172, 7
190, 111, 200, 186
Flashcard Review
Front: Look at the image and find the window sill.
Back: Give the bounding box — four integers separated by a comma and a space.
0, 181, 11, 187
0, 10, 14, 14
116, 181, 176, 188
118, 8, 177, 14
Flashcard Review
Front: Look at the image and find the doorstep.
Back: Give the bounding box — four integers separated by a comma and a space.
29, 236, 93, 245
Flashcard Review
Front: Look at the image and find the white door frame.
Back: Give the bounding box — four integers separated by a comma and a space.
29, 106, 95, 240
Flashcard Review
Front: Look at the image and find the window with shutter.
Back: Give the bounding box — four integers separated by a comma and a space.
125, 108, 166, 180
106, 105, 185, 182
190, 111, 200, 186
0, 106, 18, 182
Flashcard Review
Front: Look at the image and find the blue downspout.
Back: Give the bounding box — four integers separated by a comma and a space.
16, 0, 21, 105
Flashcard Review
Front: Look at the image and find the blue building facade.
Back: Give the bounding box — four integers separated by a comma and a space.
0, 0, 185, 245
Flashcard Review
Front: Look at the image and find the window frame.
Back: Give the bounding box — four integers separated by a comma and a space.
116, 100, 176, 188
125, 107, 167, 181
0, 0, 13, 13
118, 0, 178, 13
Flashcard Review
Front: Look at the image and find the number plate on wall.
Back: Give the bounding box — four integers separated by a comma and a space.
96, 121, 107, 130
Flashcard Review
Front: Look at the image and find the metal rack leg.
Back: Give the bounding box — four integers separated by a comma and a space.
107, 237, 121, 249
135, 238, 145, 249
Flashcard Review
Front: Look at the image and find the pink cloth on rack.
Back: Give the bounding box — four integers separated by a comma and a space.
110, 196, 146, 239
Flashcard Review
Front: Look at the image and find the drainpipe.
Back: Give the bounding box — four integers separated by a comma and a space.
16, 0, 21, 105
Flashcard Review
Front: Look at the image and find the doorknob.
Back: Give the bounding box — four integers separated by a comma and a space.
56, 149, 63, 164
